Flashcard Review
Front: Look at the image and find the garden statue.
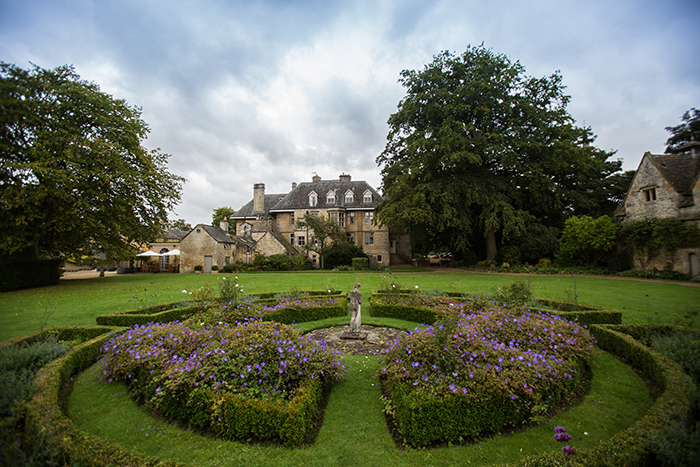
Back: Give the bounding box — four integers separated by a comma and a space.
342, 282, 366, 340
349, 282, 362, 332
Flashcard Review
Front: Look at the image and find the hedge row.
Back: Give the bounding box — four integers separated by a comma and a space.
23, 328, 182, 466
385, 363, 584, 447
95, 304, 207, 326
529, 299, 622, 326
512, 324, 696, 466
368, 297, 438, 324
0, 259, 63, 292
263, 301, 348, 325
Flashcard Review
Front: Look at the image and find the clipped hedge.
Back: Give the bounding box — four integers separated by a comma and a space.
96, 303, 207, 326
529, 300, 622, 325
0, 258, 63, 292
513, 325, 696, 466
263, 300, 348, 324
22, 327, 182, 466
368, 296, 438, 324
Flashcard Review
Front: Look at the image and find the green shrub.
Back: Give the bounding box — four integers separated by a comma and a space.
380, 307, 596, 447
652, 332, 700, 385
352, 257, 369, 270
0, 259, 63, 292
647, 420, 700, 467
323, 241, 367, 269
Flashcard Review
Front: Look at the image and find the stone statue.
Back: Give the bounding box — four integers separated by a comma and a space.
349, 282, 362, 333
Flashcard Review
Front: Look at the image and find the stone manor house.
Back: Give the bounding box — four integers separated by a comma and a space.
178, 173, 411, 273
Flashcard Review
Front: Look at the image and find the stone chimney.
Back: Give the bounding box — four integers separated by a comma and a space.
339, 173, 351, 182
292, 182, 297, 189
253, 183, 265, 212
220, 221, 229, 232
312, 173, 321, 183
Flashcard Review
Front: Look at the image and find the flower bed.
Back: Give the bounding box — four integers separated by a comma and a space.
380, 305, 598, 447
98, 318, 346, 446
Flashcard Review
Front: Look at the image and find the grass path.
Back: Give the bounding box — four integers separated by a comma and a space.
69, 352, 652, 467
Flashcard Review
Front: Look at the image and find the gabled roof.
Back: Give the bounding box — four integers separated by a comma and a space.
232, 194, 287, 218
271, 179, 383, 211
183, 224, 256, 247
648, 153, 700, 196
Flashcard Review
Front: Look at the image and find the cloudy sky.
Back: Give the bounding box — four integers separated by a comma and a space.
2, 0, 699, 226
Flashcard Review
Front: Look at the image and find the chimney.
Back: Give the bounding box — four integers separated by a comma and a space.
253, 183, 265, 212
339, 173, 351, 182
312, 173, 321, 183
220, 221, 229, 232
292, 182, 297, 189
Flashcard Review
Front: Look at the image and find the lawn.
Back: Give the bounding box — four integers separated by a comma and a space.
1, 270, 698, 342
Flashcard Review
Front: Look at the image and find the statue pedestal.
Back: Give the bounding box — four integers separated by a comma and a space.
339, 330, 368, 340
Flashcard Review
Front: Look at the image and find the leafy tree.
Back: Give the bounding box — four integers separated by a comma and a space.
665, 108, 700, 154
212, 206, 235, 227
375, 46, 622, 261
168, 219, 192, 231
559, 215, 618, 265
295, 214, 342, 269
0, 62, 184, 260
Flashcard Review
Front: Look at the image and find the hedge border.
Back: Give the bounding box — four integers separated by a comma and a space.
512, 324, 696, 466
23, 326, 183, 466
96, 304, 207, 326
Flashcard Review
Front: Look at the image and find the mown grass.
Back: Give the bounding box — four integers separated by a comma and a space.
1, 270, 698, 342
68, 351, 653, 466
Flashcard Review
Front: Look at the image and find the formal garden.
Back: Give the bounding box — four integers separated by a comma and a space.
1, 271, 699, 466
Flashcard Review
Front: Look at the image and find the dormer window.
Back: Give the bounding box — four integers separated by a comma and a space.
326, 190, 336, 204
345, 190, 354, 204
643, 187, 657, 202
363, 190, 372, 203
309, 191, 318, 207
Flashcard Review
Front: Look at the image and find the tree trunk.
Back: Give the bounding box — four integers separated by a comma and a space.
485, 230, 497, 262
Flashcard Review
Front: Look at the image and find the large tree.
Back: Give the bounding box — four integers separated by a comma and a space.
376, 46, 621, 261
0, 62, 185, 260
295, 213, 343, 269
665, 108, 700, 154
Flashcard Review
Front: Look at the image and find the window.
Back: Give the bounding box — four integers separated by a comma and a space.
326, 190, 336, 204
348, 212, 355, 224
363, 190, 372, 203
347, 232, 355, 244
643, 187, 657, 202
339, 212, 345, 227
329, 212, 339, 223
298, 236, 305, 246
290, 233, 295, 246
345, 190, 354, 204
377, 255, 382, 263
225, 256, 230, 265
364, 232, 374, 245
309, 191, 318, 206
223, 243, 231, 250
364, 211, 373, 225
290, 212, 295, 225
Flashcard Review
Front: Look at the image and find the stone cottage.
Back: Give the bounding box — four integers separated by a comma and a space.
231, 173, 411, 268
179, 222, 257, 273
615, 142, 700, 275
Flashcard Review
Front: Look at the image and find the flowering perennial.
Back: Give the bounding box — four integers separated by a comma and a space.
381, 304, 597, 414
99, 318, 346, 407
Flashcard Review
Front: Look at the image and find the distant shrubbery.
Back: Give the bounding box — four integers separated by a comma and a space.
220, 254, 312, 272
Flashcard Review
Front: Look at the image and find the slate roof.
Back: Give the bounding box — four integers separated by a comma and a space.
648, 153, 700, 197
184, 224, 256, 248
161, 228, 189, 241
232, 193, 287, 218
270, 179, 383, 211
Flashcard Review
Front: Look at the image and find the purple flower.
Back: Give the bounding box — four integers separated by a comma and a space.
554, 426, 566, 433
555, 432, 572, 441
562, 445, 577, 455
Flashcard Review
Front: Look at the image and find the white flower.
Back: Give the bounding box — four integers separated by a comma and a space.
415, 285, 419, 289
182, 289, 187, 294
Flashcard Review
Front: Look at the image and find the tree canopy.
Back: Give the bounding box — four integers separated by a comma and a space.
0, 62, 185, 260
212, 206, 235, 227
295, 213, 343, 269
665, 108, 700, 154
375, 46, 622, 261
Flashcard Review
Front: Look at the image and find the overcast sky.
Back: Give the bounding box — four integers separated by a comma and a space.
2, 0, 699, 226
